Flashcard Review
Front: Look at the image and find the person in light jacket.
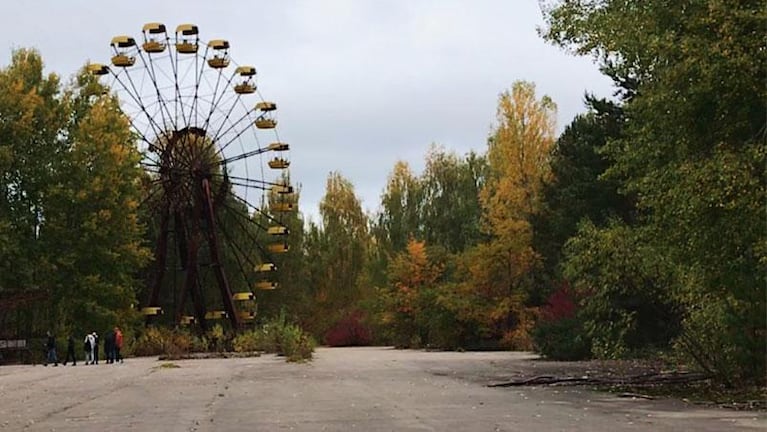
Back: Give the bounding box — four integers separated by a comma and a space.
85, 333, 95, 365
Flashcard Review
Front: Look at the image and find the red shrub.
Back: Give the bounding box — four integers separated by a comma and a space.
541, 282, 578, 322
324, 310, 373, 347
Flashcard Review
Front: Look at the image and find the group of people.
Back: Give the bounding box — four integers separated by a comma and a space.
44, 327, 124, 366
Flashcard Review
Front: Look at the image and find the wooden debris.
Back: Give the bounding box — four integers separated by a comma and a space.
488, 372, 711, 388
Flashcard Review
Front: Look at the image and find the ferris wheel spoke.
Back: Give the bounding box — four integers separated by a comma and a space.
210, 173, 280, 187
211, 122, 259, 161
218, 198, 273, 259
200, 70, 237, 134
111, 70, 172, 146
136, 50, 176, 134
213, 208, 262, 287
227, 189, 286, 227
170, 46, 189, 132
187, 46, 210, 129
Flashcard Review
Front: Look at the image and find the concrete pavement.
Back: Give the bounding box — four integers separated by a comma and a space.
0, 347, 763, 431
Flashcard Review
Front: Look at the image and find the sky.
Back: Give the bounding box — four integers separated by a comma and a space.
0, 0, 614, 222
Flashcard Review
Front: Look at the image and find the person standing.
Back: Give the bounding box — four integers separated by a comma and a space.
85, 332, 95, 365
63, 334, 76, 366
44, 331, 58, 367
92, 332, 100, 365
114, 327, 124, 363
104, 329, 114, 364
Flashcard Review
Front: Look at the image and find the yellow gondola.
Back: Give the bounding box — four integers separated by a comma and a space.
110, 36, 136, 67
271, 184, 294, 194
256, 101, 277, 111
268, 243, 289, 253
180, 315, 195, 325
234, 83, 255, 94
255, 118, 277, 129
142, 22, 166, 53
268, 158, 290, 169
232, 292, 255, 301
238, 311, 256, 321
87, 63, 109, 76
205, 310, 227, 320
257, 263, 276, 273
207, 39, 230, 68
175, 24, 199, 54
255, 281, 278, 290
267, 142, 289, 151
141, 306, 163, 316
234, 66, 256, 94
270, 202, 295, 212
267, 226, 288, 236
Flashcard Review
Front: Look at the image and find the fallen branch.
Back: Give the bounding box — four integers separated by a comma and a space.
488, 371, 711, 388
617, 392, 655, 400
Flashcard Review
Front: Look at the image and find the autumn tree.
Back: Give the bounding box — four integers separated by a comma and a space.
302, 172, 369, 337
463, 81, 557, 346
374, 239, 448, 347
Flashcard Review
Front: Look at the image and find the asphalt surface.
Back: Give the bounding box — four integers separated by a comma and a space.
0, 347, 763, 431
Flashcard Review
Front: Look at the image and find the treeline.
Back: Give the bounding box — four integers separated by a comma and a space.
261, 1, 765, 386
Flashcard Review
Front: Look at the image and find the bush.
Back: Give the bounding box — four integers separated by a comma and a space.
131, 327, 195, 357
532, 317, 592, 361
232, 314, 315, 362
324, 310, 372, 347
231, 330, 263, 353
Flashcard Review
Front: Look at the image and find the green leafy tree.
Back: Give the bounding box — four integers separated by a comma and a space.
303, 172, 369, 337
375, 161, 422, 255
0, 51, 149, 338
421, 146, 487, 253
533, 97, 630, 280
43, 69, 150, 335
543, 0, 766, 383
0, 49, 67, 312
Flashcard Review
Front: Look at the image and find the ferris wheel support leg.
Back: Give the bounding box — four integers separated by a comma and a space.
145, 206, 170, 326
201, 178, 242, 330
182, 229, 208, 332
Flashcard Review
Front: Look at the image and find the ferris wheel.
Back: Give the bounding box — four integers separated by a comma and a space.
88, 23, 295, 330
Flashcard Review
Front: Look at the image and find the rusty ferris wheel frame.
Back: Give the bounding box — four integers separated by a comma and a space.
89, 23, 295, 330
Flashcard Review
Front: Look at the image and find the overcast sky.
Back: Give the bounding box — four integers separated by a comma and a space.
0, 0, 614, 222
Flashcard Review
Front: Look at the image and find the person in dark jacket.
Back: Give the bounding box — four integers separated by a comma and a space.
104, 330, 115, 364
63, 334, 76, 366
44, 331, 58, 367
92, 332, 100, 365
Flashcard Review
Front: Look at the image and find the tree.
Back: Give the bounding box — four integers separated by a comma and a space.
0, 50, 67, 307
375, 161, 422, 255
304, 172, 369, 337
44, 74, 149, 334
543, 0, 766, 383
0, 50, 149, 338
421, 146, 487, 253
533, 96, 631, 280
470, 81, 557, 345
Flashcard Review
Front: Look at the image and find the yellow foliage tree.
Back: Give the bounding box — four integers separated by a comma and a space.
472, 81, 556, 348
